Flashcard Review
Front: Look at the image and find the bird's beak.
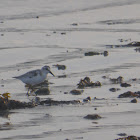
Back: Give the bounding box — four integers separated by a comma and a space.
49, 70, 55, 77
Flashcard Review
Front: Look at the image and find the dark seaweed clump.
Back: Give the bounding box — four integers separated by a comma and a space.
85, 51, 108, 57
118, 91, 140, 98
120, 83, 131, 87
40, 99, 81, 106
115, 135, 140, 140
70, 89, 83, 95
131, 98, 137, 103
77, 77, 101, 89
0, 98, 36, 110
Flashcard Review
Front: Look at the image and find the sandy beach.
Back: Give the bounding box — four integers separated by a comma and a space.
0, 0, 140, 140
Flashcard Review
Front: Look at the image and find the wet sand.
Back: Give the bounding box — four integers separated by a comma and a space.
0, 0, 140, 140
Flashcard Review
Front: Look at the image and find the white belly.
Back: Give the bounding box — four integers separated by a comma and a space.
21, 74, 46, 85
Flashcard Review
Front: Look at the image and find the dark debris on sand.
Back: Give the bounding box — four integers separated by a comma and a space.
106, 41, 140, 48
115, 135, 140, 140
120, 83, 131, 87
109, 76, 124, 84
109, 88, 121, 92
84, 114, 102, 120
118, 91, 140, 98
53, 64, 66, 70
77, 77, 101, 89
131, 98, 137, 103
84, 51, 108, 57
40, 99, 81, 106
0, 98, 36, 110
70, 89, 84, 95
0, 98, 82, 110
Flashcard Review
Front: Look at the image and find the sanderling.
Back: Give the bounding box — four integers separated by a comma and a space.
13, 65, 54, 95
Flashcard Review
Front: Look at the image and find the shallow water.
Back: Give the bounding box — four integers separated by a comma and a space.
1, 0, 140, 140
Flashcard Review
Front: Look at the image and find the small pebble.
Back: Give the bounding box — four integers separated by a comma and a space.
120, 83, 131, 87
131, 98, 137, 103
71, 23, 78, 26
84, 114, 101, 120
61, 32, 66, 35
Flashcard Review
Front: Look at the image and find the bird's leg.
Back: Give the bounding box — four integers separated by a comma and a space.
26, 84, 37, 96
26, 87, 30, 96
26, 84, 33, 96
29, 85, 38, 96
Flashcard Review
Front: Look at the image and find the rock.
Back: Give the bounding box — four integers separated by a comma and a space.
36, 16, 39, 18
109, 88, 120, 92
132, 78, 137, 81
102, 75, 108, 79
120, 83, 131, 87
103, 51, 109, 56
70, 89, 83, 95
61, 32, 66, 35
86, 96, 91, 101
131, 98, 137, 103
84, 114, 101, 120
53, 64, 66, 70
83, 96, 91, 102
71, 23, 78, 26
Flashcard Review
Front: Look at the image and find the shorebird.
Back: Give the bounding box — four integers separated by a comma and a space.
13, 66, 55, 95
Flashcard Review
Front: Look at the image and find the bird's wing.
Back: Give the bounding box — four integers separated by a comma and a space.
13, 69, 41, 79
